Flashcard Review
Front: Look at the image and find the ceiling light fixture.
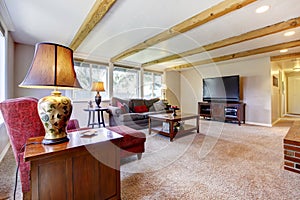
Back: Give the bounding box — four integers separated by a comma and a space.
280, 49, 288, 53
255, 5, 270, 13
284, 31, 295, 37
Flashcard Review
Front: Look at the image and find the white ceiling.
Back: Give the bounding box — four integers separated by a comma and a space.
1, 0, 300, 71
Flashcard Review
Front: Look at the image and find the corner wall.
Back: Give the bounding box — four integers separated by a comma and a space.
165, 71, 180, 106
180, 57, 272, 126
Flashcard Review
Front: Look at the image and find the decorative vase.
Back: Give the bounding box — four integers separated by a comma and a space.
38, 91, 71, 144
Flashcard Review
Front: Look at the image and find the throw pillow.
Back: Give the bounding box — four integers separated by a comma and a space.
117, 100, 126, 113
129, 99, 145, 112
123, 103, 130, 113
153, 101, 165, 111
144, 97, 160, 108
134, 105, 148, 113
149, 105, 156, 112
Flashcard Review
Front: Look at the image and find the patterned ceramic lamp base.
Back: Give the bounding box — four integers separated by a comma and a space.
38, 90, 72, 145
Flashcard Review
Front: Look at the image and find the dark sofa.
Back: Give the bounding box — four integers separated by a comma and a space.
107, 97, 167, 129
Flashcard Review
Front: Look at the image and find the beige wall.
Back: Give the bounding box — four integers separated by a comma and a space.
165, 71, 180, 106
271, 62, 281, 124
179, 57, 272, 126
14, 43, 53, 98
7, 34, 14, 98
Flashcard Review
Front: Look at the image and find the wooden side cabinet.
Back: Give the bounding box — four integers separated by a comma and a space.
24, 129, 123, 200
198, 102, 246, 125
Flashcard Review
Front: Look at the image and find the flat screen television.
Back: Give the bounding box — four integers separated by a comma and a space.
203, 75, 240, 102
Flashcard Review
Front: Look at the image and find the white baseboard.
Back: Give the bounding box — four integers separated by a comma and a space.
245, 121, 272, 127
272, 118, 281, 126
0, 143, 10, 163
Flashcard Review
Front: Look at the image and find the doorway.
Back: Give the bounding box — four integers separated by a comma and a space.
287, 76, 300, 114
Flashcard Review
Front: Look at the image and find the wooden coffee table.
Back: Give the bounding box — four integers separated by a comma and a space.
148, 113, 199, 141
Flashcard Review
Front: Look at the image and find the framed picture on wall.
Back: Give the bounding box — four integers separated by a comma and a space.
273, 76, 278, 87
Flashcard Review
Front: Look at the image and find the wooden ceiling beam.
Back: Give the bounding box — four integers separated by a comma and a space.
167, 40, 300, 71
69, 0, 116, 51
110, 0, 257, 62
271, 52, 300, 62
142, 17, 300, 67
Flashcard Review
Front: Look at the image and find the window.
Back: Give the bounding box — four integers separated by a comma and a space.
143, 71, 162, 99
0, 24, 5, 123
72, 61, 108, 101
71, 62, 163, 101
113, 67, 139, 98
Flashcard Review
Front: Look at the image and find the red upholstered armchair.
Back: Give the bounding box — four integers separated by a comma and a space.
66, 118, 80, 131
0, 97, 45, 197
67, 119, 91, 133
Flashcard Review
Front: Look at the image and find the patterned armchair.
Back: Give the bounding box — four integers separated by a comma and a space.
66, 118, 91, 133
0, 97, 45, 197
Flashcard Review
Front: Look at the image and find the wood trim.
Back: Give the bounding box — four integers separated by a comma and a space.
143, 17, 300, 67
167, 40, 300, 71
271, 52, 300, 62
69, 0, 117, 51
74, 58, 108, 66
110, 0, 257, 62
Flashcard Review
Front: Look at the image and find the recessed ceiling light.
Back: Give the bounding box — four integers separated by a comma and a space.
284, 31, 295, 37
256, 5, 270, 13
280, 49, 288, 53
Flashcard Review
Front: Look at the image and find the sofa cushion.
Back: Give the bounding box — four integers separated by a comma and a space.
141, 110, 167, 117
144, 97, 160, 108
153, 101, 166, 111
123, 103, 130, 113
149, 105, 156, 112
129, 99, 145, 112
119, 113, 146, 122
134, 105, 148, 113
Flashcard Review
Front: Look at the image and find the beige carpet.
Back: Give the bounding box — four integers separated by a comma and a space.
120, 119, 300, 199
1, 119, 300, 199
0, 147, 22, 200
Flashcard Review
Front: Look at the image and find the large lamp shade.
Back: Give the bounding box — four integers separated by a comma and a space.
20, 43, 81, 89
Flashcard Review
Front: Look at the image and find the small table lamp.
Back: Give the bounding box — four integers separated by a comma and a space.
19, 42, 82, 145
91, 81, 105, 107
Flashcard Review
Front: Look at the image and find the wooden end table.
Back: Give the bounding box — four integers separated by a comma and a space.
24, 128, 123, 199
83, 107, 108, 128
148, 113, 199, 142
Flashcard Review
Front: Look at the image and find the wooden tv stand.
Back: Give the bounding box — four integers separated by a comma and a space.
198, 102, 245, 125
